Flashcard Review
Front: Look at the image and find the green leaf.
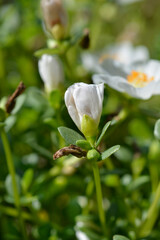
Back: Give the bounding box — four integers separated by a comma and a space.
44, 118, 59, 128
21, 169, 34, 193
95, 121, 111, 147
127, 175, 150, 191
4, 115, 17, 132
113, 235, 130, 240
58, 126, 84, 145
101, 145, 120, 160
0, 122, 5, 131
76, 140, 92, 150
0, 108, 6, 121
34, 48, 60, 57
11, 94, 26, 114
154, 119, 160, 140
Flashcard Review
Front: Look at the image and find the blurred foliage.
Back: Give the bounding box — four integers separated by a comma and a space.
1, 0, 160, 240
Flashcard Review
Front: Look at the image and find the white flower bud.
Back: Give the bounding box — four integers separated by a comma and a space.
41, 0, 67, 39
38, 54, 64, 92
64, 83, 104, 138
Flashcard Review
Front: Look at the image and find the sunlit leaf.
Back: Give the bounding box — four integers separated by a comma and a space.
58, 126, 84, 145
96, 121, 111, 147
101, 145, 120, 160
113, 235, 130, 240
5, 174, 21, 197
127, 175, 150, 191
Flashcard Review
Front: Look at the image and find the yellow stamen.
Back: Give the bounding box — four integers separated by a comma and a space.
127, 71, 154, 88
99, 54, 119, 63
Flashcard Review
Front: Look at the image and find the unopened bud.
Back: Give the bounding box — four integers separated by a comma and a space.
79, 29, 90, 49
38, 54, 64, 92
41, 0, 67, 39
51, 24, 66, 40
87, 149, 101, 162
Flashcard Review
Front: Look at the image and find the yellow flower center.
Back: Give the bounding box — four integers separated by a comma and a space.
99, 54, 119, 63
127, 71, 154, 88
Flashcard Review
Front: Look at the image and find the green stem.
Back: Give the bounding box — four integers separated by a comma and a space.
1, 129, 28, 240
92, 161, 106, 235
138, 181, 160, 237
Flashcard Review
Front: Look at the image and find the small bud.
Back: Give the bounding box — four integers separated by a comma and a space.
79, 29, 90, 49
51, 24, 66, 40
38, 54, 64, 92
87, 149, 101, 162
76, 140, 92, 151
41, 0, 67, 39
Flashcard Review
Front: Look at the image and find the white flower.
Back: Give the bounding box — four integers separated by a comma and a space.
82, 41, 149, 73
64, 83, 104, 137
93, 59, 160, 100
41, 0, 67, 31
38, 54, 64, 92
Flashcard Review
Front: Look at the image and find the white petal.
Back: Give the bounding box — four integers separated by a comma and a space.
73, 86, 96, 121
119, 81, 156, 99
68, 105, 81, 129
99, 59, 130, 76
143, 60, 160, 82
64, 85, 81, 129
133, 46, 149, 63
93, 73, 126, 93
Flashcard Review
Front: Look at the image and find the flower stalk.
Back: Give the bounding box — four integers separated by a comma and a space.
138, 181, 160, 238
87, 149, 106, 235
1, 128, 28, 240
92, 161, 106, 235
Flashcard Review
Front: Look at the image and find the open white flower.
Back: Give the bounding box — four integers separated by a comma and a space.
82, 41, 149, 73
38, 54, 64, 92
93, 59, 160, 100
65, 83, 104, 138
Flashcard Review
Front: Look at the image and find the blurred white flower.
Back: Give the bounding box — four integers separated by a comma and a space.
38, 54, 64, 92
76, 230, 90, 240
82, 42, 149, 73
93, 59, 160, 100
65, 83, 104, 138
116, 0, 143, 5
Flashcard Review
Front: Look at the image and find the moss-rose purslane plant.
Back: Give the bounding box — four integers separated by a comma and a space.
54, 82, 120, 236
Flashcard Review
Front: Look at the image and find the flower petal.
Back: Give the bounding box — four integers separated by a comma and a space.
93, 73, 126, 93
73, 84, 102, 124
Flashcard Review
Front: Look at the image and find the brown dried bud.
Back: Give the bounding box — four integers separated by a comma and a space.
5, 82, 26, 114
53, 144, 87, 160
41, 0, 67, 35
79, 29, 90, 49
